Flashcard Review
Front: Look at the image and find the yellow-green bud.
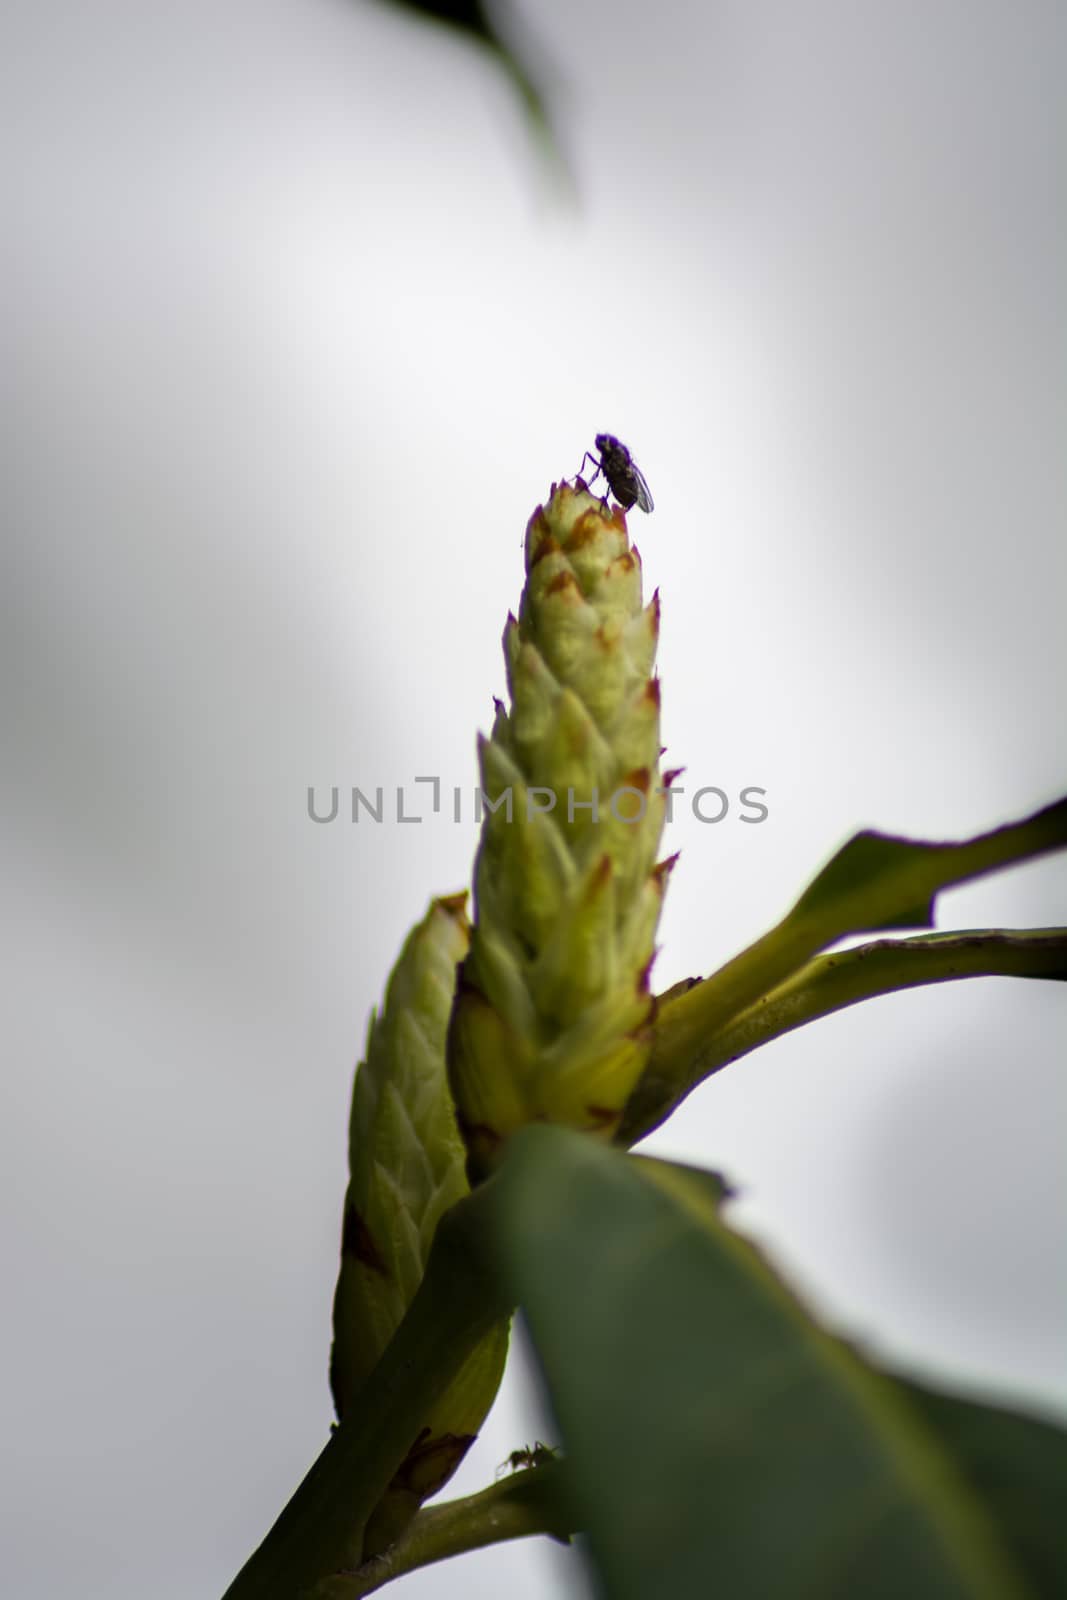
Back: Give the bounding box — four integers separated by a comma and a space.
330, 894, 509, 1555
449, 485, 676, 1177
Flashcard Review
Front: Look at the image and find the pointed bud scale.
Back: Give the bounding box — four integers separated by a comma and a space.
449, 484, 674, 1177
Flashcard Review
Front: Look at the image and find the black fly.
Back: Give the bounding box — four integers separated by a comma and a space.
577, 433, 654, 514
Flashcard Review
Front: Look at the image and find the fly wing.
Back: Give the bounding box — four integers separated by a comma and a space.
631, 463, 654, 514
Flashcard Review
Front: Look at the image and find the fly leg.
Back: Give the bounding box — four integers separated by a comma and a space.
573, 450, 610, 510
573, 450, 603, 491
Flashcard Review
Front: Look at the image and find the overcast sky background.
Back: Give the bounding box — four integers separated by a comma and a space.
3, 2, 1066, 1596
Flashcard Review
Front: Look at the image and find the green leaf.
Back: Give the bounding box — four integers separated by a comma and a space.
493, 1125, 1063, 1599
623, 797, 1067, 1141
789, 800, 1067, 932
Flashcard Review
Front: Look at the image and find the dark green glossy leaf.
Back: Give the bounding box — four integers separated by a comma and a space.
494, 1125, 1064, 1599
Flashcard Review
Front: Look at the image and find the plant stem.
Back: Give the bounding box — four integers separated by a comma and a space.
621, 927, 1067, 1141
320, 1461, 573, 1597
222, 1178, 512, 1600
627, 801, 1067, 1144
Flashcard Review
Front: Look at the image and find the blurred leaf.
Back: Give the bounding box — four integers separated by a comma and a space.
493, 1125, 1067, 1599
891, 1375, 1067, 1598
624, 796, 1067, 1140
373, 0, 556, 153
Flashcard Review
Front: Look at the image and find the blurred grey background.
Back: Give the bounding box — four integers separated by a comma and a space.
3, 2, 1065, 1595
